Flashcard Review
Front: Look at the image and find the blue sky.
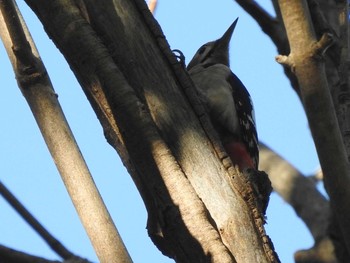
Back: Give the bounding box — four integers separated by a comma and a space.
0, 1, 320, 262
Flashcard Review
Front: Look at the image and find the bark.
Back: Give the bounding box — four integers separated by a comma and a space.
22, 0, 278, 262
0, 1, 131, 262
277, 0, 350, 257
330, 0, 350, 160
307, 0, 350, 162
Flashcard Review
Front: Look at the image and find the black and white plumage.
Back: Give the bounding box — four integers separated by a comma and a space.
187, 18, 259, 170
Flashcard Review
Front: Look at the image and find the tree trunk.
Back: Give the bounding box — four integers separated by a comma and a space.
23, 0, 278, 262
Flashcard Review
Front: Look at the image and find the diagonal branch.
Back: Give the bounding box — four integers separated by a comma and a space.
259, 143, 329, 241
259, 144, 339, 262
0, 181, 82, 260
0, 1, 131, 262
234, 0, 285, 50
234, 0, 300, 96
0, 245, 61, 263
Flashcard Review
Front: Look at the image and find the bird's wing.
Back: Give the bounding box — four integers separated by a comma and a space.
190, 64, 240, 135
227, 72, 259, 167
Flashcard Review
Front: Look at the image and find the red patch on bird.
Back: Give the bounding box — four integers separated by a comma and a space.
224, 141, 255, 170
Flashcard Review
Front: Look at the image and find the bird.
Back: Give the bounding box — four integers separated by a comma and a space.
187, 18, 259, 171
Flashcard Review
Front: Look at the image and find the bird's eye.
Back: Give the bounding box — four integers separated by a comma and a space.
198, 45, 207, 55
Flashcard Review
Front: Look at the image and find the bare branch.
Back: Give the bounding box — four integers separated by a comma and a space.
0, 244, 61, 263
234, 0, 284, 48
0, 1, 131, 262
259, 143, 339, 262
0, 181, 80, 260
277, 0, 350, 256
234, 0, 301, 96
259, 143, 329, 242
294, 237, 337, 263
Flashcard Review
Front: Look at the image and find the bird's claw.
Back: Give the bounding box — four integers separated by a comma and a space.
172, 49, 186, 69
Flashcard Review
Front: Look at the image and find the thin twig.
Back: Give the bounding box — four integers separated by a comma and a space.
234, 0, 300, 95
148, 0, 157, 14
259, 143, 330, 242
234, 0, 287, 52
0, 181, 79, 260
0, 244, 61, 263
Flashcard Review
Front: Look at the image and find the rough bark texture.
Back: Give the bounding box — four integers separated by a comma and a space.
23, 0, 278, 262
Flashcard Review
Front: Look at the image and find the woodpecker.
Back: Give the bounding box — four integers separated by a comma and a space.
187, 18, 259, 171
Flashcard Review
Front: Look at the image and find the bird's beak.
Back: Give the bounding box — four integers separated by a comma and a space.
214, 18, 238, 51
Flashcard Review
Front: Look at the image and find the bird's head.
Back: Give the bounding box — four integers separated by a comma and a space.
187, 18, 238, 71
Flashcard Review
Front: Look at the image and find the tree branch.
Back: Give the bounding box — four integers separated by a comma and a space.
259, 143, 330, 241
234, 0, 301, 96
0, 1, 131, 262
0, 244, 61, 263
0, 181, 85, 260
259, 144, 340, 262
277, 0, 350, 256
333, 0, 350, 159
306, 0, 350, 163
234, 0, 284, 49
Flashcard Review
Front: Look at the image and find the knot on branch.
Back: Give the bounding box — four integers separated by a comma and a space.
311, 32, 334, 58
275, 54, 296, 72
12, 45, 47, 87
276, 33, 333, 72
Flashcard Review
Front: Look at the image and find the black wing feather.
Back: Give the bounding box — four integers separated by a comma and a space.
227, 72, 259, 168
